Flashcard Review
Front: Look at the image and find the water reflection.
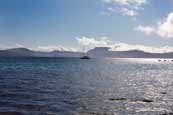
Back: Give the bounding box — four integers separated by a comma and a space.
0, 58, 173, 115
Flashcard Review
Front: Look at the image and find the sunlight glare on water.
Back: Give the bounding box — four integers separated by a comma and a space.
110, 58, 173, 64
0, 57, 173, 115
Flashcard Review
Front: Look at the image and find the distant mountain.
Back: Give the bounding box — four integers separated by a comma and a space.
1, 47, 173, 58
0, 48, 34, 57
0, 48, 81, 57
88, 47, 173, 58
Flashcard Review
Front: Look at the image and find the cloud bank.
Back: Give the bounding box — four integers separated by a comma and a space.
135, 12, 173, 38
77, 36, 173, 53
1, 36, 173, 53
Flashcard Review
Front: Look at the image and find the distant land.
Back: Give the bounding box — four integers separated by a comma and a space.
0, 48, 81, 57
1, 47, 173, 58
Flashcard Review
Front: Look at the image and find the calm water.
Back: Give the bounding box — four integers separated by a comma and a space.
0, 57, 173, 115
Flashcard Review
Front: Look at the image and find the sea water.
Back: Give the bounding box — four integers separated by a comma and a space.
0, 57, 173, 115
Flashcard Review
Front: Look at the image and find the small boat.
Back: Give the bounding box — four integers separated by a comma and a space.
80, 56, 90, 59
80, 46, 90, 59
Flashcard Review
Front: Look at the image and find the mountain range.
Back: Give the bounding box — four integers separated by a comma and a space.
0, 47, 173, 58
0, 48, 81, 57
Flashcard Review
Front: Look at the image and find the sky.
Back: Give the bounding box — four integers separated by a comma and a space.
0, 0, 173, 52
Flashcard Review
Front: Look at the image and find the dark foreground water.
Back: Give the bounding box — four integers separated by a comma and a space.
0, 57, 173, 115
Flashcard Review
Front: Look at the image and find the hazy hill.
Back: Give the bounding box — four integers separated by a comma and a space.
0, 47, 173, 58
88, 47, 173, 58
0, 48, 81, 57
0, 48, 34, 57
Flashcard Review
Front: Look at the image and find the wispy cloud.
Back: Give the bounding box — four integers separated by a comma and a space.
120, 8, 138, 17
0, 45, 9, 50
77, 36, 173, 53
101, 7, 137, 17
37, 45, 77, 52
76, 36, 112, 52
135, 12, 173, 38
15, 43, 24, 48
101, 7, 116, 16
135, 25, 156, 35
101, 0, 148, 17
102, 0, 147, 9
0, 43, 25, 50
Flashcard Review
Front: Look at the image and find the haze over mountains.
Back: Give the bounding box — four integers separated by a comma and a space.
1, 47, 173, 58
0, 48, 81, 57
88, 47, 173, 58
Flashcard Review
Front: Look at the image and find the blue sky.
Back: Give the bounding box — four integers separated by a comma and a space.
0, 0, 173, 52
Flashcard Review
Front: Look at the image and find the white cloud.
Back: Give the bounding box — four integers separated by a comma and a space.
0, 36, 173, 53
15, 43, 24, 48
120, 8, 138, 17
104, 7, 137, 17
100, 7, 116, 16
107, 7, 116, 12
135, 12, 173, 38
102, 0, 148, 17
77, 36, 173, 53
37, 45, 77, 52
158, 13, 173, 38
76, 36, 111, 48
110, 43, 173, 53
103, 0, 147, 9
135, 25, 156, 35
